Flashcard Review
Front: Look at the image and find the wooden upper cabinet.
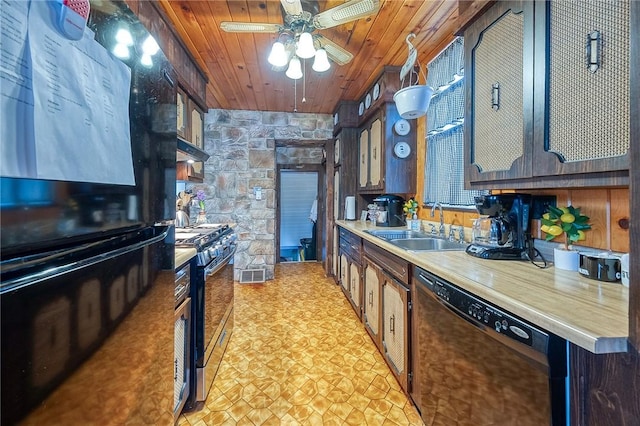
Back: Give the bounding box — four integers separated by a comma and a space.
358, 104, 417, 194
464, 0, 632, 189
464, 1, 534, 185
533, 0, 631, 177
189, 99, 204, 149
359, 128, 369, 188
369, 119, 382, 189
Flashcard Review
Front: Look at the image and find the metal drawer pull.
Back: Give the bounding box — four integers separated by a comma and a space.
369, 291, 373, 306
491, 83, 500, 111
587, 30, 601, 73
390, 314, 395, 333
373, 147, 377, 160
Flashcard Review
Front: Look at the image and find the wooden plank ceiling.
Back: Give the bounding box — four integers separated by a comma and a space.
158, 0, 463, 114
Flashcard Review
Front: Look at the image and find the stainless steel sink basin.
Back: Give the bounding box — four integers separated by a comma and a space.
365, 230, 431, 240
389, 238, 467, 251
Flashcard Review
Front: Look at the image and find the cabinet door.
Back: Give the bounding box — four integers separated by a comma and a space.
534, 0, 630, 176
464, 1, 534, 184
349, 261, 361, 313
369, 118, 382, 189
190, 101, 204, 149
358, 128, 369, 188
177, 88, 188, 139
382, 274, 410, 391
339, 252, 349, 294
363, 260, 381, 349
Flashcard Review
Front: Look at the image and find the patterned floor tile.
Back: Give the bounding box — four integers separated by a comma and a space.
179, 263, 425, 426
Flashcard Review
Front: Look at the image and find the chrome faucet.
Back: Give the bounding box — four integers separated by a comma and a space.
430, 202, 445, 237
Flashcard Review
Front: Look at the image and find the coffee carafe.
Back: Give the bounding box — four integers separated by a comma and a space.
466, 194, 532, 260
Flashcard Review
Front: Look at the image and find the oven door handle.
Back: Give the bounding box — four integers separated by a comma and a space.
204, 245, 236, 276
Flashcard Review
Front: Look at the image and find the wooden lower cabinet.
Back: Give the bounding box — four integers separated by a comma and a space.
338, 251, 362, 319
570, 342, 640, 425
363, 258, 382, 349
382, 271, 411, 392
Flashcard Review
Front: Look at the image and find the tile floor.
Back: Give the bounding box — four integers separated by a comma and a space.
178, 262, 424, 426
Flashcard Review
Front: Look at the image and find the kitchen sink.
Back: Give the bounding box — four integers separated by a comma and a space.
365, 230, 431, 240
389, 238, 467, 251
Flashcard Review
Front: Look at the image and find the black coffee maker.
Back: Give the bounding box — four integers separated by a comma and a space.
466, 194, 532, 260
373, 195, 405, 227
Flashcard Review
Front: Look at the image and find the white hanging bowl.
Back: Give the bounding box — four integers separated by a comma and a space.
393, 85, 434, 119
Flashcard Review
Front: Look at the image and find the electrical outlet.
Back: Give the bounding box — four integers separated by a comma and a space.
254, 187, 262, 200
531, 196, 557, 219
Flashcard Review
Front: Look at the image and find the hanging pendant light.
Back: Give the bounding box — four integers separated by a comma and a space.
285, 56, 303, 79
312, 48, 330, 72
295, 32, 316, 59
268, 41, 288, 67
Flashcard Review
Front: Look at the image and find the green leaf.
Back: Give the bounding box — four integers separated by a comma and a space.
541, 218, 557, 226
561, 222, 573, 232
545, 234, 556, 241
549, 206, 564, 217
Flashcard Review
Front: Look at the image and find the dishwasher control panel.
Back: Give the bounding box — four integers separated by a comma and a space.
414, 267, 548, 352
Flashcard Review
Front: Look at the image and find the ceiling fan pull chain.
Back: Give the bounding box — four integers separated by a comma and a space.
302, 60, 307, 103
294, 78, 297, 112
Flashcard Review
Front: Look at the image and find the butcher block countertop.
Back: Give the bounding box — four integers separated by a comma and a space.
336, 220, 629, 354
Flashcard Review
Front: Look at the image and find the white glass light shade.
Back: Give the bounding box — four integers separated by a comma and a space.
295, 32, 316, 59
142, 35, 160, 55
285, 57, 303, 80
115, 29, 133, 46
268, 41, 288, 67
113, 43, 130, 59
312, 48, 330, 72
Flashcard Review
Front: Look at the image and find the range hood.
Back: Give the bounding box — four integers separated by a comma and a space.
177, 137, 210, 162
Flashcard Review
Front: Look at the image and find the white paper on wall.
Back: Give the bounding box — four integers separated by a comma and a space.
0, 0, 135, 186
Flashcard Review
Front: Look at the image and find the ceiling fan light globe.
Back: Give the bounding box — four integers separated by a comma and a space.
286, 57, 303, 79
312, 48, 330, 72
295, 32, 316, 59
268, 42, 289, 67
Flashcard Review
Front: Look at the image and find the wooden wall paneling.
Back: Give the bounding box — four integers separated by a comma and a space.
570, 189, 608, 250
415, 116, 426, 206
610, 188, 630, 253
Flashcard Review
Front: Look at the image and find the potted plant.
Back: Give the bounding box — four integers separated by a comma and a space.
195, 189, 207, 224
403, 198, 419, 230
541, 205, 591, 271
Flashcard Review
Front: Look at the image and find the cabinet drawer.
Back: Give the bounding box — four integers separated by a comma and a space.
363, 240, 409, 285
339, 228, 361, 253
339, 237, 361, 261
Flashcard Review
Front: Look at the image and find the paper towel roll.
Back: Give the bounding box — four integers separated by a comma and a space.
345, 196, 356, 220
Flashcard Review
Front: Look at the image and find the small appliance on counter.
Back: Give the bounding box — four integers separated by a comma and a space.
466, 194, 532, 260
373, 195, 406, 227
579, 253, 621, 282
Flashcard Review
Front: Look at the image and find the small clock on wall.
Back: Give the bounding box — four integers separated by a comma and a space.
365, 93, 372, 109
394, 119, 411, 136
372, 82, 380, 100
393, 141, 411, 159
358, 102, 365, 116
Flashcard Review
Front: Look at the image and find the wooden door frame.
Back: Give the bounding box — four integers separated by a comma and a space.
276, 164, 325, 263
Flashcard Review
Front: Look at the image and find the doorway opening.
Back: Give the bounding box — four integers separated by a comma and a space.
277, 166, 323, 263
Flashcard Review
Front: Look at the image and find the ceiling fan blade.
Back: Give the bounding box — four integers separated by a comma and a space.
280, 0, 303, 17
312, 0, 380, 29
316, 35, 353, 65
220, 22, 282, 33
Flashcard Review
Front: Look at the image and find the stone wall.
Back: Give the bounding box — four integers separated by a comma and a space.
188, 109, 332, 280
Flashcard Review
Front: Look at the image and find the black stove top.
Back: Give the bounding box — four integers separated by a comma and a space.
175, 223, 231, 249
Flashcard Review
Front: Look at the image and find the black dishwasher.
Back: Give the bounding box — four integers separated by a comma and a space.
411, 266, 568, 425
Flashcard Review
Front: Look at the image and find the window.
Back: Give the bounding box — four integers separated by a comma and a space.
424, 37, 486, 206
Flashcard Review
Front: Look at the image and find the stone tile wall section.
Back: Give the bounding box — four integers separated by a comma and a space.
188, 109, 332, 281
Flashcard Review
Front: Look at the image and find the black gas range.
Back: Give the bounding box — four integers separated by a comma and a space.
175, 223, 236, 408
175, 224, 236, 271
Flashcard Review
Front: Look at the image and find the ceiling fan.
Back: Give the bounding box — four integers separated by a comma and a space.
220, 0, 381, 66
